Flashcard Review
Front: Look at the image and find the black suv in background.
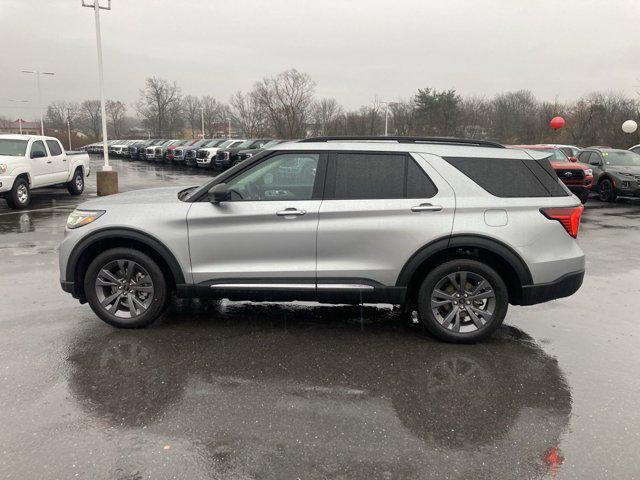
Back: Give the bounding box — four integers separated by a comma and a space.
128, 140, 156, 160
213, 139, 272, 171
578, 148, 640, 202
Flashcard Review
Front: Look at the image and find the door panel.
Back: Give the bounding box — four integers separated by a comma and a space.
187, 200, 321, 283
317, 154, 455, 286
29, 140, 53, 187
187, 151, 325, 285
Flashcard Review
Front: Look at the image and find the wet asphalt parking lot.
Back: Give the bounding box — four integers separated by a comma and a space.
1, 157, 639, 479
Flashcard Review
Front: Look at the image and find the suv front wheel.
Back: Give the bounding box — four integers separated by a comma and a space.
84, 248, 169, 328
599, 178, 617, 202
417, 259, 508, 343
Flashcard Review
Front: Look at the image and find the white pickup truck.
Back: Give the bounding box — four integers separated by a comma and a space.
0, 134, 90, 209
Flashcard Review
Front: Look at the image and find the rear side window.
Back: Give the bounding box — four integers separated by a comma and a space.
46, 140, 63, 156
443, 157, 569, 198
325, 153, 437, 199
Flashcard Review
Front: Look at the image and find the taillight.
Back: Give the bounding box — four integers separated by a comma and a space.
540, 205, 584, 238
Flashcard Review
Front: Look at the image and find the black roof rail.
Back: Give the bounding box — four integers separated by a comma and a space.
299, 136, 505, 148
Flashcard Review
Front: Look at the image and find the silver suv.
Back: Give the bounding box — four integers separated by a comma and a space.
59, 137, 585, 342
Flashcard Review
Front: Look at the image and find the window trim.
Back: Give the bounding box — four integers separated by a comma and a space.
323, 150, 439, 201
197, 150, 328, 202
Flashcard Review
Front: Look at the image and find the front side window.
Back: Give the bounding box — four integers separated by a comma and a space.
46, 140, 63, 156
30, 140, 47, 158
225, 153, 319, 201
325, 153, 437, 200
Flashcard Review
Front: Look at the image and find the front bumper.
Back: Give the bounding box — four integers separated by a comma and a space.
615, 178, 640, 196
0, 175, 16, 193
520, 270, 584, 305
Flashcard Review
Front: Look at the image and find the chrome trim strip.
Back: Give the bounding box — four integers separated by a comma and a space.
210, 283, 315, 290
317, 284, 375, 290
209, 283, 376, 291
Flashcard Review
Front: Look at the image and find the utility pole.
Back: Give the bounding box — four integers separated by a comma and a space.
21, 71, 55, 135
200, 106, 205, 139
67, 118, 72, 150
228, 118, 231, 138
83, 0, 117, 195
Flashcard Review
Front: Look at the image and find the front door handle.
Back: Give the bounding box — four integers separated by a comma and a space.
411, 203, 443, 212
276, 208, 306, 217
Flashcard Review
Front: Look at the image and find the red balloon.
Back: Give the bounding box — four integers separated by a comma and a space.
550, 116, 565, 130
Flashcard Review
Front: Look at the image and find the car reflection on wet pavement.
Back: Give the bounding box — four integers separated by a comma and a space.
0, 157, 639, 479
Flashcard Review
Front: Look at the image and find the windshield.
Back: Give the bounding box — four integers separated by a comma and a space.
217, 140, 236, 148
204, 139, 223, 147
236, 140, 255, 149
535, 148, 569, 162
0, 139, 28, 156
602, 150, 640, 166
262, 140, 283, 148
191, 139, 208, 148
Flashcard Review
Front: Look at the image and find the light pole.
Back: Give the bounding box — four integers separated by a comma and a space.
67, 118, 72, 150
21, 71, 55, 135
227, 118, 231, 138
8, 99, 28, 134
83, 0, 117, 195
200, 106, 205, 139
380, 101, 396, 136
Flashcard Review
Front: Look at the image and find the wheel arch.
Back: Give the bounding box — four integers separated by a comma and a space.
396, 235, 533, 306
66, 228, 186, 301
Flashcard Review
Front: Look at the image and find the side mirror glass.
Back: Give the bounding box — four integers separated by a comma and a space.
31, 150, 46, 159
209, 183, 230, 204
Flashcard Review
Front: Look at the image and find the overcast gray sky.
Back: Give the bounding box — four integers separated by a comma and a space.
1, 0, 639, 120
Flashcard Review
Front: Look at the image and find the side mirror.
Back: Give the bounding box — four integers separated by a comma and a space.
568, 156, 578, 163
209, 183, 230, 204
31, 150, 46, 159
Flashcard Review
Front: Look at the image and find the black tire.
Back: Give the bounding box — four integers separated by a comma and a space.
599, 179, 617, 202
5, 177, 31, 209
84, 248, 169, 328
417, 259, 509, 343
67, 168, 84, 196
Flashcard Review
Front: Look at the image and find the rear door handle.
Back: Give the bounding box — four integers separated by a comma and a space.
276, 208, 306, 217
411, 203, 443, 212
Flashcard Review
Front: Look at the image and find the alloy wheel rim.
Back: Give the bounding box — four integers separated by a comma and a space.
95, 259, 154, 319
17, 185, 28, 204
600, 181, 611, 200
76, 174, 83, 190
430, 271, 496, 333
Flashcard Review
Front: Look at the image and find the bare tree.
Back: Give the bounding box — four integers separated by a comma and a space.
312, 98, 343, 136
254, 69, 316, 138
201, 96, 229, 137
230, 90, 268, 137
79, 100, 102, 139
136, 77, 183, 137
46, 101, 80, 132
106, 100, 127, 138
183, 95, 203, 138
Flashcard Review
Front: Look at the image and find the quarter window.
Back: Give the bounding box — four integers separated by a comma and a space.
225, 153, 319, 201
46, 140, 63, 156
325, 153, 437, 200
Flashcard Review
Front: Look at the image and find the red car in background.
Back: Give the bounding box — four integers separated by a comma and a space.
511, 145, 593, 203
165, 139, 198, 162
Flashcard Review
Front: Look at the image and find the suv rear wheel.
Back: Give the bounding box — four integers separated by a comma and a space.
84, 248, 169, 328
417, 259, 508, 343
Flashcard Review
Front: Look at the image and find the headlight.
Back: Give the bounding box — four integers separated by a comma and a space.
584, 169, 593, 176
66, 210, 105, 229
0, 164, 7, 174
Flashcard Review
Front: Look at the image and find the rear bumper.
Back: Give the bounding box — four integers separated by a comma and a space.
520, 270, 584, 306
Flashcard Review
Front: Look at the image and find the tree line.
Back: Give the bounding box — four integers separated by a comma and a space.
30, 69, 640, 148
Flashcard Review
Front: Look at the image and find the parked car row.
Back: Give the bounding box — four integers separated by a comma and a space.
83, 138, 293, 172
